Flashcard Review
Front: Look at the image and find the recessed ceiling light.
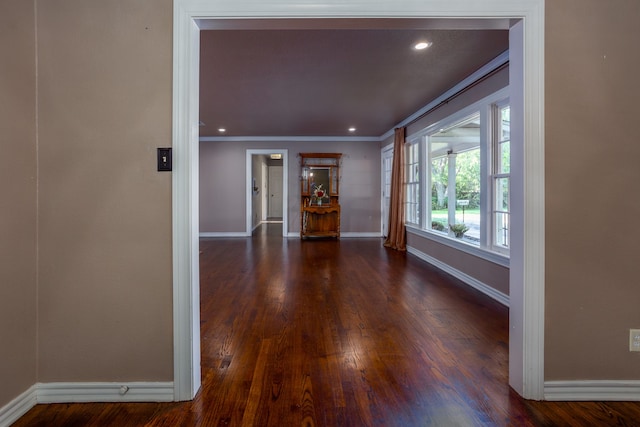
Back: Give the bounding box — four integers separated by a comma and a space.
414, 41, 432, 50
218, 128, 226, 133
348, 127, 356, 132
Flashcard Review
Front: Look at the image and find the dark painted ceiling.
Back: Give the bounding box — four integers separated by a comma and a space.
199, 20, 509, 138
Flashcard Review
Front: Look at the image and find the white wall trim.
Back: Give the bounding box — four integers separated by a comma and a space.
407, 245, 510, 307
0, 385, 37, 427
172, 0, 202, 401
509, 13, 545, 400
286, 232, 381, 238
202, 135, 380, 143
339, 232, 383, 238
36, 382, 174, 404
0, 382, 174, 426
174, 0, 545, 402
545, 381, 640, 401
200, 232, 248, 238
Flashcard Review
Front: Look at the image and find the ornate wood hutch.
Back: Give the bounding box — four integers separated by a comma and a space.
300, 153, 341, 239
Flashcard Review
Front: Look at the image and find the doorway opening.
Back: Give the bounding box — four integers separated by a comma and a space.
174, 1, 544, 402
246, 149, 289, 237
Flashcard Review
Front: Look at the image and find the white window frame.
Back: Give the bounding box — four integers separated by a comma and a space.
405, 138, 422, 227
405, 87, 510, 265
490, 100, 511, 254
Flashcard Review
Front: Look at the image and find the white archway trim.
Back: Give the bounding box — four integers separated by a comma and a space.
173, 0, 544, 401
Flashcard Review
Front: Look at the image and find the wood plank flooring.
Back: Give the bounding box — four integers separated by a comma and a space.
12, 223, 640, 426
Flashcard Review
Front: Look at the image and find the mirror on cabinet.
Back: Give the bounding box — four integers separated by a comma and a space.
303, 167, 331, 205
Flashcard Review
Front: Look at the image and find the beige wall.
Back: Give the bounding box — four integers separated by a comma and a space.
0, 0, 38, 407
35, 0, 174, 381
545, 0, 640, 380
4, 0, 640, 411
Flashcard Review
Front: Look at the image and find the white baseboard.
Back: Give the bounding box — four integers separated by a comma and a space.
202, 231, 383, 239
285, 232, 382, 238
339, 232, 383, 238
0, 382, 174, 426
0, 385, 37, 427
407, 245, 509, 307
545, 380, 640, 401
37, 382, 174, 403
200, 232, 247, 238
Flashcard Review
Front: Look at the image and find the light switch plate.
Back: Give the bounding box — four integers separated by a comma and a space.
157, 148, 172, 171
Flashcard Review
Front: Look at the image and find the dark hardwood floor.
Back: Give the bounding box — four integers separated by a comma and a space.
13, 224, 640, 426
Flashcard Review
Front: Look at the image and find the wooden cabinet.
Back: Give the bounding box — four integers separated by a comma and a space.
300, 153, 341, 239
301, 204, 341, 238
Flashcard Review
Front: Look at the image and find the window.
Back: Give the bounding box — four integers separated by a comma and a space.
405, 142, 420, 226
492, 104, 510, 250
404, 90, 509, 257
428, 114, 481, 244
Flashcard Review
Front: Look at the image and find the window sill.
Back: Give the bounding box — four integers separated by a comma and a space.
406, 224, 510, 268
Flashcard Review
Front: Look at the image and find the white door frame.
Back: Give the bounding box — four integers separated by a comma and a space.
246, 149, 288, 236
172, 0, 544, 401
261, 162, 268, 221
381, 143, 394, 237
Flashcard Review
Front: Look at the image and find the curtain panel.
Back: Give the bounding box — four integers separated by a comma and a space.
384, 127, 407, 251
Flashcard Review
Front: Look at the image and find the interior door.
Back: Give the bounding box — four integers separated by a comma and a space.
268, 166, 283, 219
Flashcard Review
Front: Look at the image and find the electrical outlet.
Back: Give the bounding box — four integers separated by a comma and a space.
630, 329, 640, 352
